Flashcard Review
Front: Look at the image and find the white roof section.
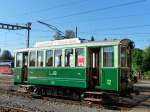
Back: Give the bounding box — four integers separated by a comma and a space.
34, 38, 88, 47
16, 38, 133, 52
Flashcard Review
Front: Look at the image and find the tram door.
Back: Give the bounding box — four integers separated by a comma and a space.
22, 52, 28, 82
89, 48, 100, 89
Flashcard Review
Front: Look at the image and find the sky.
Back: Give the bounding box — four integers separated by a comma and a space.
0, 0, 150, 54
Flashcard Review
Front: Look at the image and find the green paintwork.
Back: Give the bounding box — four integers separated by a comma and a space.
14, 44, 126, 91
97, 68, 120, 91
14, 68, 22, 83
14, 39, 134, 93
14, 67, 121, 91
27, 67, 87, 88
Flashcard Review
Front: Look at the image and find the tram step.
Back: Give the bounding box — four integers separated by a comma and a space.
18, 88, 27, 93
84, 91, 104, 95
84, 98, 102, 102
17, 85, 31, 93
20, 85, 31, 88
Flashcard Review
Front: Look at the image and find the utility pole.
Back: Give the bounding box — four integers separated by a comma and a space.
0, 22, 31, 48
75, 26, 78, 38
26, 23, 32, 48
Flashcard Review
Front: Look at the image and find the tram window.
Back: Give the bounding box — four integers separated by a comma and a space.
75, 48, 85, 67
37, 51, 44, 67
23, 52, 28, 66
46, 50, 53, 66
16, 53, 22, 67
54, 50, 62, 67
65, 49, 74, 67
103, 47, 114, 67
121, 47, 127, 67
29, 51, 36, 67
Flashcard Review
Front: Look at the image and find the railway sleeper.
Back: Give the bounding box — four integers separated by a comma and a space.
0, 105, 28, 112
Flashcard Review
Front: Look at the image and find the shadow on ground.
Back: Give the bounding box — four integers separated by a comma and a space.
101, 82, 150, 111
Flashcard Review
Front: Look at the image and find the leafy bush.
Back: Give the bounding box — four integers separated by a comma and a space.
144, 71, 150, 80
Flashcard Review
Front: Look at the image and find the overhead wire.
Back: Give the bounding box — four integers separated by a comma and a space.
80, 32, 150, 36
78, 24, 150, 34
0, 0, 91, 20
0, 0, 147, 31
46, 12, 150, 25
0, 0, 149, 49
30, 0, 148, 36
31, 24, 150, 34
0, 0, 146, 23
40, 0, 146, 21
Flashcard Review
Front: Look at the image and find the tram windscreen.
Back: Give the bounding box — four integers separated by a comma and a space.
120, 46, 131, 67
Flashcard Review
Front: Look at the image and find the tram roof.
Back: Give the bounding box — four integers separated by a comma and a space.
16, 38, 134, 52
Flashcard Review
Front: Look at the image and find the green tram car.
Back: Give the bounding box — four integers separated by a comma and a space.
14, 38, 134, 99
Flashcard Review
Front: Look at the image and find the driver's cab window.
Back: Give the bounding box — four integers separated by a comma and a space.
121, 46, 127, 67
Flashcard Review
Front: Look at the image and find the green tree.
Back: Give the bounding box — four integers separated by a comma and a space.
53, 30, 76, 40
64, 30, 75, 39
53, 32, 63, 40
91, 35, 95, 41
132, 48, 144, 71
0, 50, 13, 61
142, 46, 150, 72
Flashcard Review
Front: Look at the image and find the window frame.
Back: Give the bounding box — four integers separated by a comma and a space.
37, 50, 44, 67
103, 46, 114, 68
54, 49, 63, 67
45, 49, 54, 67
29, 51, 37, 67
15, 52, 23, 68
65, 48, 74, 67
75, 47, 86, 67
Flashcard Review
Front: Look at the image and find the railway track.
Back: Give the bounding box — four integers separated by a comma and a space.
0, 86, 136, 111
0, 85, 149, 112
0, 75, 149, 112
0, 105, 28, 112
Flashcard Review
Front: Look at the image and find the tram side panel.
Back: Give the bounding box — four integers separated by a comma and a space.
99, 68, 120, 91
14, 68, 22, 84
27, 67, 87, 88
